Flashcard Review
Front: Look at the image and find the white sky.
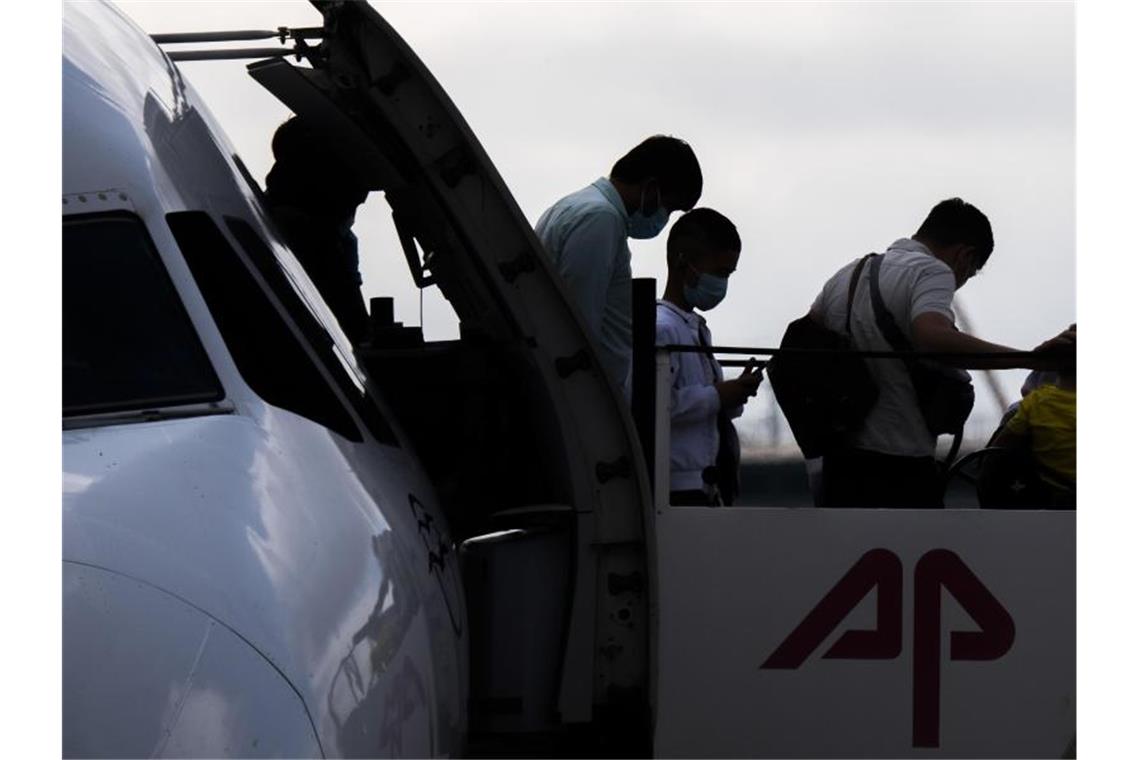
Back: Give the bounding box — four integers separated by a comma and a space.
112, 0, 1075, 436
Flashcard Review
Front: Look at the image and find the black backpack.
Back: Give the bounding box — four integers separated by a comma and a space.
768, 255, 878, 459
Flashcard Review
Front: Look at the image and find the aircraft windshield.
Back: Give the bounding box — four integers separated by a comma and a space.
63, 214, 223, 417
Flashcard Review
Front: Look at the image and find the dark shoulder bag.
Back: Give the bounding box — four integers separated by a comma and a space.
768, 255, 879, 459
866, 254, 975, 443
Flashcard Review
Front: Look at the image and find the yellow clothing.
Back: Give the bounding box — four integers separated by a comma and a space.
1004, 385, 1076, 482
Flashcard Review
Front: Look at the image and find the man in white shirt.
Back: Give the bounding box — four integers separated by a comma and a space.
808, 198, 1076, 507
536, 136, 702, 398
656, 209, 762, 506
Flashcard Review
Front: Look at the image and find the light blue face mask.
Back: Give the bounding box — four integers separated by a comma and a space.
683, 264, 729, 311
627, 183, 670, 239
628, 207, 669, 239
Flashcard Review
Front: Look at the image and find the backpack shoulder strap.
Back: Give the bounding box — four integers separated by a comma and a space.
844, 254, 874, 336
867, 253, 913, 353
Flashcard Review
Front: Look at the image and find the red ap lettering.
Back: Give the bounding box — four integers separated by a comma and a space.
759, 549, 1015, 748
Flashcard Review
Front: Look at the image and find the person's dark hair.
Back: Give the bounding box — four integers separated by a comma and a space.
915, 198, 994, 268
610, 135, 702, 210
666, 208, 740, 267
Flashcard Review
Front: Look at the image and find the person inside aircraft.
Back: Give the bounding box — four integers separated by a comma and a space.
656, 209, 761, 507
535, 135, 703, 398
985, 331, 1076, 507
264, 116, 371, 343
804, 198, 1075, 508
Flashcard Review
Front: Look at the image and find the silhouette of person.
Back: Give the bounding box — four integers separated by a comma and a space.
535, 135, 703, 398
807, 198, 1074, 508
265, 117, 371, 343
656, 209, 761, 506
989, 328, 1076, 506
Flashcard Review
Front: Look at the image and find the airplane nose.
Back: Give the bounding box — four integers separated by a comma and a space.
63, 562, 321, 758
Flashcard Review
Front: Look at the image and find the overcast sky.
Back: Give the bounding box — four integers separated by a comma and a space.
112, 0, 1074, 441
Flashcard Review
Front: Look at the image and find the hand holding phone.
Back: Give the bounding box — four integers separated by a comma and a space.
739, 357, 764, 395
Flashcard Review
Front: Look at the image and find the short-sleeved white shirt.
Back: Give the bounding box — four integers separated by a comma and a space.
535, 178, 632, 397
809, 238, 958, 457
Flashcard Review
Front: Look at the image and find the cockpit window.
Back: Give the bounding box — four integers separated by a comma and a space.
223, 216, 397, 446
167, 210, 363, 443
63, 214, 224, 417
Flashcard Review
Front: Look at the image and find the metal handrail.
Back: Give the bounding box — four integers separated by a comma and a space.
151, 25, 324, 63
167, 48, 298, 62
152, 30, 284, 44
151, 27, 324, 45
661, 344, 1037, 361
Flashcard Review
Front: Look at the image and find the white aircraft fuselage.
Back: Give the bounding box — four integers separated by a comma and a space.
63, 3, 466, 757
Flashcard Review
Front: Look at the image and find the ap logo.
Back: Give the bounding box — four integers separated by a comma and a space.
759, 548, 1015, 748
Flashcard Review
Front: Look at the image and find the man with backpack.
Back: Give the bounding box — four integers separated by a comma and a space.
801, 198, 1075, 508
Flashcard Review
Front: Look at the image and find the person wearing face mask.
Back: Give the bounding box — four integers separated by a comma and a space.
806, 198, 1075, 508
535, 135, 703, 398
656, 209, 762, 506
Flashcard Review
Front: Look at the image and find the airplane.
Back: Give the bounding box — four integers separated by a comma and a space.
62, 1, 1075, 757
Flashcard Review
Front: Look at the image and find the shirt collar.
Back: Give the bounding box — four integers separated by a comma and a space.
886, 237, 933, 256
592, 177, 629, 222
658, 298, 706, 328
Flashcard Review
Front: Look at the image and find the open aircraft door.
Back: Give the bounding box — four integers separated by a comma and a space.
645, 343, 1076, 758
231, 0, 658, 752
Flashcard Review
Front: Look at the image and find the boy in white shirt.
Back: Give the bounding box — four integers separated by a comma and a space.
656, 209, 762, 506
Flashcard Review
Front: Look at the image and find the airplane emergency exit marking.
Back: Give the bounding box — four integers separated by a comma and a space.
759, 548, 1015, 748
